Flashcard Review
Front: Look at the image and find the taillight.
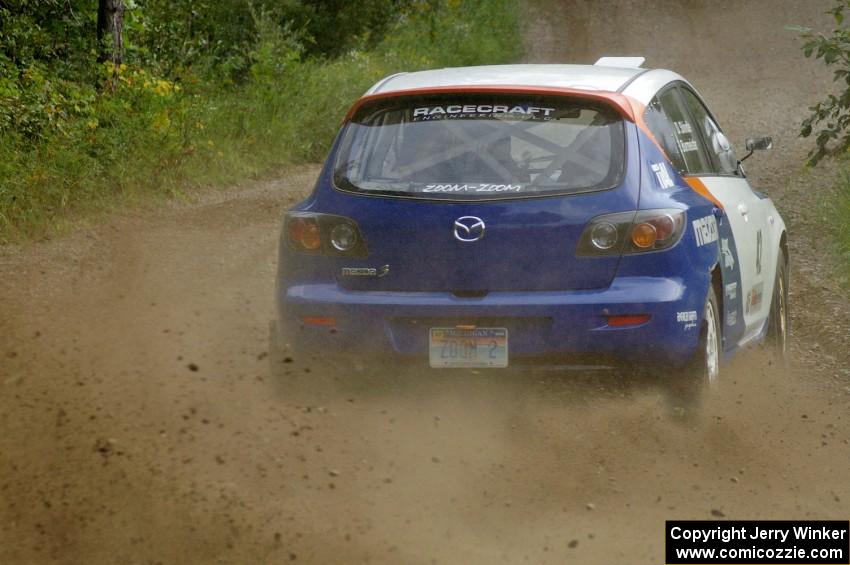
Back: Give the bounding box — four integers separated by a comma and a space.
577, 209, 686, 256
288, 217, 322, 251
284, 212, 367, 256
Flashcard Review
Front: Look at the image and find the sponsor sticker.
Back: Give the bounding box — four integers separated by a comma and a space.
745, 282, 764, 314
721, 238, 735, 269
692, 216, 719, 247
423, 183, 523, 193
677, 310, 698, 330
727, 310, 738, 326
725, 282, 738, 301
650, 162, 675, 189
412, 104, 556, 122
677, 311, 698, 323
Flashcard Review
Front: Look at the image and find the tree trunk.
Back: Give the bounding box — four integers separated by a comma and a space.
97, 0, 125, 67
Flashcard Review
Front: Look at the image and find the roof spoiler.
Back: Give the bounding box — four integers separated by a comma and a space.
594, 56, 645, 68
343, 86, 638, 124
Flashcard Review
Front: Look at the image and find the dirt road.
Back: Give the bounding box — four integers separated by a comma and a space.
1, 2, 849, 564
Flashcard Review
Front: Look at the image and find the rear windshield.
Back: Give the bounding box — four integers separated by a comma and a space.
333, 94, 625, 200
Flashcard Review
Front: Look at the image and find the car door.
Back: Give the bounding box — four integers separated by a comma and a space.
674, 85, 773, 343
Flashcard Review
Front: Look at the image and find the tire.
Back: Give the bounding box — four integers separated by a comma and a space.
668, 284, 721, 411
766, 251, 790, 368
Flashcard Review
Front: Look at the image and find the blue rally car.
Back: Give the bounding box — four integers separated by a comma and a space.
271, 57, 789, 399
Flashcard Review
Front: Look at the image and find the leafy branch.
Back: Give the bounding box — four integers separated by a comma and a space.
792, 0, 850, 165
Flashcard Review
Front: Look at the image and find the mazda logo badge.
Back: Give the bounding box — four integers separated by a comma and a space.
453, 216, 485, 242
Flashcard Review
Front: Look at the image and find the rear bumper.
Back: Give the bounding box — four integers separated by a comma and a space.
276, 275, 709, 367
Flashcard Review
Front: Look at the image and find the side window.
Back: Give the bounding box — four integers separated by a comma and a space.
658, 88, 713, 175
644, 89, 713, 175
644, 96, 687, 173
680, 88, 739, 176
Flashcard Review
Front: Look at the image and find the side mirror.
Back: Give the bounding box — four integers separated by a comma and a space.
741, 136, 773, 162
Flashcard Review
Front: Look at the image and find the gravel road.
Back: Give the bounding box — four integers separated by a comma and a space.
1, 2, 849, 563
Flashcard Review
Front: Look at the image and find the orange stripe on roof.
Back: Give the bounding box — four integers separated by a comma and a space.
625, 96, 668, 157
343, 85, 637, 123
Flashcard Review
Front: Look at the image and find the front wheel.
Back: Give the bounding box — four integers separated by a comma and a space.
766, 251, 790, 368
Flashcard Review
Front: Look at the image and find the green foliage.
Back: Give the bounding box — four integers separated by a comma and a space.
792, 0, 850, 165
832, 168, 850, 285
0, 0, 523, 240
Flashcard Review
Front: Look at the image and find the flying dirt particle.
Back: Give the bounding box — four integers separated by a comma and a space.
289, 552, 297, 560
801, 414, 808, 419
711, 509, 726, 518
55, 408, 68, 428
274, 532, 282, 543
730, 477, 739, 484
187, 363, 199, 372
283, 357, 293, 363
329, 469, 340, 477
586, 502, 595, 511
328, 482, 336, 489
215, 455, 225, 465
257, 351, 268, 360
568, 540, 579, 549
5, 351, 17, 359
431, 456, 441, 463
93, 437, 117, 458
303, 368, 311, 373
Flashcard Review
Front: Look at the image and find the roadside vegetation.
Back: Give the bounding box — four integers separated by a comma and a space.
0, 0, 522, 241
793, 0, 850, 283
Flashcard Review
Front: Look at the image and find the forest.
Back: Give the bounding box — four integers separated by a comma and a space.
0, 0, 522, 239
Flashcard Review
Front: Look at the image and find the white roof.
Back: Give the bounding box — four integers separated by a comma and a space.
367, 64, 645, 95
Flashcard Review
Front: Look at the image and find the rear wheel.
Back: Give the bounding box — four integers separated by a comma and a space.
668, 285, 721, 411
766, 251, 789, 367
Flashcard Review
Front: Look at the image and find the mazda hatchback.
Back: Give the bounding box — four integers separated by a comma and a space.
271, 58, 789, 400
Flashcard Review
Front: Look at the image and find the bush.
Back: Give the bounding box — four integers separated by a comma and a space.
793, 1, 850, 165
0, 0, 523, 240
793, 1, 850, 283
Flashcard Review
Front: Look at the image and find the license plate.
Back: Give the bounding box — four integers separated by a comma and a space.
429, 327, 508, 368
